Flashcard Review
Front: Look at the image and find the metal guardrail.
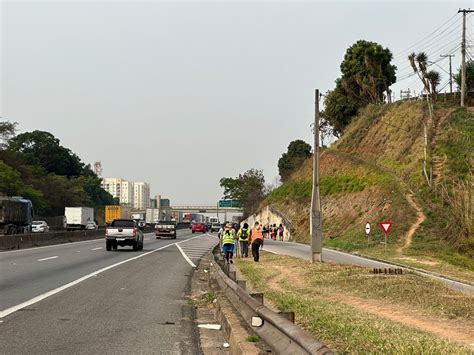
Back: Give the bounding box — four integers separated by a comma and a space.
211, 248, 331, 354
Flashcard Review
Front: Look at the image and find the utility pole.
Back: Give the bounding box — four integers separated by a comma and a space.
310, 89, 322, 263
440, 54, 455, 94
458, 8, 473, 107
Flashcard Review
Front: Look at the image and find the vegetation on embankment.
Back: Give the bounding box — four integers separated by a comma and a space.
236, 253, 473, 354
262, 101, 473, 279
0, 124, 116, 222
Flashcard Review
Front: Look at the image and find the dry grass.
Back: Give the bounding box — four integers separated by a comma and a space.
236, 253, 473, 354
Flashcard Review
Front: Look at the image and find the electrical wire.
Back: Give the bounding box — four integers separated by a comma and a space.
392, 20, 462, 65
392, 13, 460, 61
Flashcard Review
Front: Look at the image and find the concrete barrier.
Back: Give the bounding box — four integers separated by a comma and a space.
0, 226, 155, 251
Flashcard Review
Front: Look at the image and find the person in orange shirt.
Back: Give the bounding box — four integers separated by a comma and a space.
250, 222, 264, 262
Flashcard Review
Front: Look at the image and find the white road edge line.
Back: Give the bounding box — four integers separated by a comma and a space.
91, 247, 102, 251
37, 256, 59, 262
176, 244, 197, 268
0, 240, 184, 319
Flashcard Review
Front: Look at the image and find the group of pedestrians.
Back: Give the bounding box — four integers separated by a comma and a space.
218, 221, 265, 264
262, 223, 284, 241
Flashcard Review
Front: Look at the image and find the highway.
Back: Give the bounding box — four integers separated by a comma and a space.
263, 239, 474, 295
0, 229, 219, 353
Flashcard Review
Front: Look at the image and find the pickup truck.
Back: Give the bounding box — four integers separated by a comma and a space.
155, 220, 177, 239
105, 219, 144, 251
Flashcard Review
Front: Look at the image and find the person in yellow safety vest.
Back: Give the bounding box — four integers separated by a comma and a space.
221, 223, 236, 264
237, 223, 250, 258
250, 222, 264, 262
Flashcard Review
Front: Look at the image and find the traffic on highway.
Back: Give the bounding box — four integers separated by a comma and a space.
2, 1, 473, 354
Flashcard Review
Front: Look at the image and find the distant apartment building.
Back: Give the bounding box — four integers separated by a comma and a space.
133, 182, 150, 209
101, 178, 134, 206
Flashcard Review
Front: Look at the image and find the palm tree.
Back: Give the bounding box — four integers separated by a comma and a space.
425, 70, 441, 99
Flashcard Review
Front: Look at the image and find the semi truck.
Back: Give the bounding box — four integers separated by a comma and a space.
0, 196, 33, 235
105, 205, 132, 224
65, 207, 94, 230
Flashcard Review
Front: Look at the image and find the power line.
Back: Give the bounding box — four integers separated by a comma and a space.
392, 19, 462, 65
392, 13, 459, 60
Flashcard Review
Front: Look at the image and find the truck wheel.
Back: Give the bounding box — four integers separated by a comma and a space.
172, 234, 177, 239
133, 241, 138, 251
156, 236, 161, 239
113, 243, 118, 250
106, 240, 112, 251
138, 242, 143, 250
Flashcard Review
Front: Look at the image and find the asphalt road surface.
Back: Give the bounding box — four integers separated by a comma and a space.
0, 229, 219, 354
263, 239, 474, 295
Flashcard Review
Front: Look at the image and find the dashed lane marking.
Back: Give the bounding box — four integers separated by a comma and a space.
91, 247, 102, 251
0, 235, 202, 319
176, 234, 218, 266
37, 256, 59, 262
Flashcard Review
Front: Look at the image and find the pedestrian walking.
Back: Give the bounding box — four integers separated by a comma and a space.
278, 224, 284, 241
262, 224, 268, 239
237, 223, 250, 257
250, 222, 264, 262
221, 223, 236, 264
270, 224, 277, 240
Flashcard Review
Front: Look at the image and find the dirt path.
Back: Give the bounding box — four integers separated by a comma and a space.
266, 265, 474, 348
397, 193, 426, 254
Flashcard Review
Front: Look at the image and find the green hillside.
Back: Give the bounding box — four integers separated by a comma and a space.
265, 100, 473, 282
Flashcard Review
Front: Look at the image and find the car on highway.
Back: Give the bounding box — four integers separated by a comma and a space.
155, 220, 177, 239
210, 223, 222, 232
191, 222, 206, 233
85, 221, 98, 230
31, 221, 50, 233
105, 219, 144, 251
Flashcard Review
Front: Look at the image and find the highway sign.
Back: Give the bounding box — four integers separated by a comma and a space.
379, 221, 393, 236
218, 199, 240, 208
365, 222, 371, 235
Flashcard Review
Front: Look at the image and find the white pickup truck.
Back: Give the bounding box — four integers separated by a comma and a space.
105, 219, 144, 251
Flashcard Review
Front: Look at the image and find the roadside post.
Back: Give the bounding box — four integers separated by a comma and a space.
378, 221, 393, 251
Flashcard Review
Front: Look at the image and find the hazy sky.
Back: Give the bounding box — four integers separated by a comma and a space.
1, 1, 472, 204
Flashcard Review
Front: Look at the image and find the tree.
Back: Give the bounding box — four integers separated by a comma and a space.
454, 60, 474, 92
322, 82, 362, 136
323, 40, 396, 135
340, 40, 397, 104
8, 130, 85, 177
219, 169, 266, 216
0, 121, 17, 148
408, 52, 441, 100
0, 160, 46, 211
278, 140, 312, 182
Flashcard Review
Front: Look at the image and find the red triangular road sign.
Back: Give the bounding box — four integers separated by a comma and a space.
379, 221, 393, 236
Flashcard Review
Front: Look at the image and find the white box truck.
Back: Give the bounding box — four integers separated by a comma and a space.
65, 207, 94, 230
145, 208, 161, 225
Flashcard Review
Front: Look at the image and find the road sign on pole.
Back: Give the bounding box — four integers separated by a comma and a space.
379, 222, 393, 236
378, 221, 393, 251
365, 222, 371, 247
365, 222, 371, 235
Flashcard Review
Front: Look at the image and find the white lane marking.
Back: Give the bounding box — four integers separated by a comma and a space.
176, 244, 196, 268
179, 246, 214, 250
37, 256, 58, 262
0, 235, 201, 319
91, 247, 102, 251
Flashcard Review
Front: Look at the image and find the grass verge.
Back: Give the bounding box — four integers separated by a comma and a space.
236, 253, 473, 354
